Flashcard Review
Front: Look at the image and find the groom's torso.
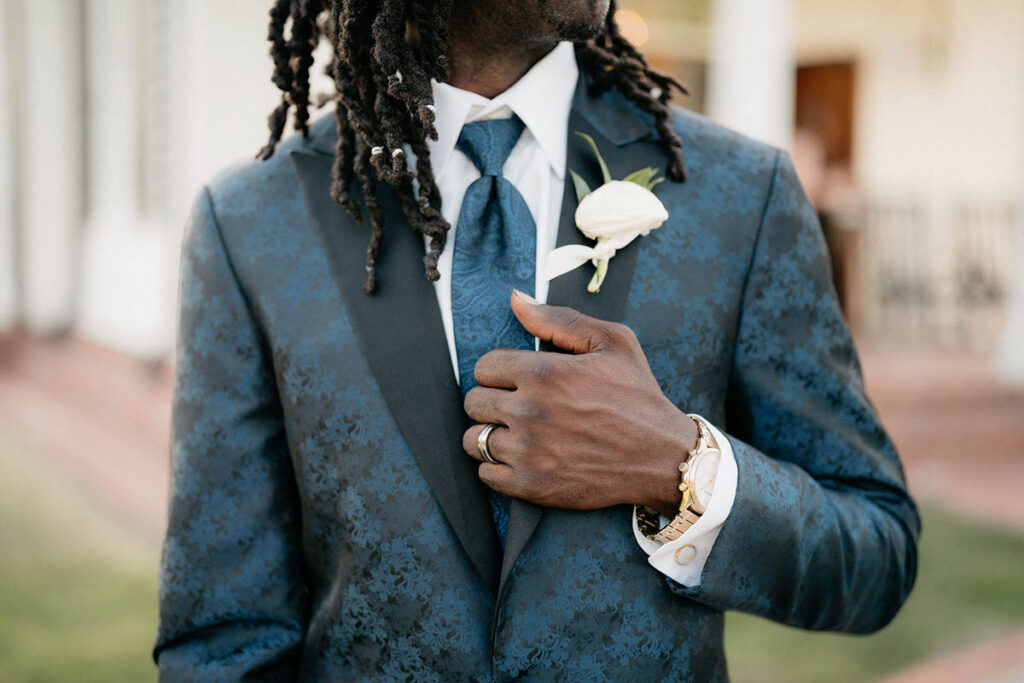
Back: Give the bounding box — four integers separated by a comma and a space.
201, 88, 778, 680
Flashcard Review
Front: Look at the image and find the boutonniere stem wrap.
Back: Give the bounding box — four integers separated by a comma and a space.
544, 133, 670, 293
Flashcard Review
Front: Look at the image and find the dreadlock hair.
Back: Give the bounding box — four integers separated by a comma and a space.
258, 0, 687, 293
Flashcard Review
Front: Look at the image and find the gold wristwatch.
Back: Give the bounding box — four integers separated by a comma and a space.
636, 414, 721, 545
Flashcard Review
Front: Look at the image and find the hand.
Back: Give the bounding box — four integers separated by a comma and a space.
461, 290, 698, 516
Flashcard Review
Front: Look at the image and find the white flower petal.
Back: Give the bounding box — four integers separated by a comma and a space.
574, 180, 669, 241
544, 244, 597, 281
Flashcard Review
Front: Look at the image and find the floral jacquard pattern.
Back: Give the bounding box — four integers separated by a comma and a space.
155, 88, 918, 682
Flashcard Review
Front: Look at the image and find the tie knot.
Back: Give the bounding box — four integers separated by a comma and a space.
456, 115, 526, 177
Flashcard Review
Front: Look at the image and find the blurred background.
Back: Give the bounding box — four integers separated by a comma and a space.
1, 0, 1023, 680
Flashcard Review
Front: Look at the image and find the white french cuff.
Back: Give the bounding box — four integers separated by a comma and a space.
632, 418, 738, 587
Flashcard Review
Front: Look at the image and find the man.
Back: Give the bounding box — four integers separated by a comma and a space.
155, 0, 919, 680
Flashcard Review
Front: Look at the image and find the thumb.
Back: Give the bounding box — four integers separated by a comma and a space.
510, 289, 613, 354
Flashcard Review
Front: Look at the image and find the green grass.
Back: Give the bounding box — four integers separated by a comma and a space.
0, 438, 159, 683
725, 507, 1024, 682
1, 434, 1022, 682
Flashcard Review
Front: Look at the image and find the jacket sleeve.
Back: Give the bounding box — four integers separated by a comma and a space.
154, 187, 306, 680
669, 152, 920, 634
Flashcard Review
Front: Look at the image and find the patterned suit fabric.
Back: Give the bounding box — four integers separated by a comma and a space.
451, 115, 534, 544
154, 77, 920, 682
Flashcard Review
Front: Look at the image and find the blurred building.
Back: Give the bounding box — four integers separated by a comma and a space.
1, 0, 1023, 378
624, 0, 1024, 373
0, 0, 307, 358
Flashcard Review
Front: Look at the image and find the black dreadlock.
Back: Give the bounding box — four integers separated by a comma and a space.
258, 0, 687, 292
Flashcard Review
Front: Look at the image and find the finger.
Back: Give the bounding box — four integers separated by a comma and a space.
474, 348, 530, 389
464, 386, 514, 424
478, 462, 517, 496
510, 289, 623, 354
462, 422, 516, 462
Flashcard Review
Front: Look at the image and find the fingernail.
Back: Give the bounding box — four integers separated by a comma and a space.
513, 289, 539, 305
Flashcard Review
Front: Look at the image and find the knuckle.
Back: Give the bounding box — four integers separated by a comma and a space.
475, 349, 499, 372
479, 463, 505, 489
560, 309, 584, 328
530, 357, 560, 383
508, 426, 537, 458
501, 429, 525, 457
463, 387, 483, 413
513, 428, 534, 454
608, 322, 636, 344
474, 349, 507, 383
490, 426, 511, 457
515, 396, 547, 423
517, 432, 549, 466
558, 355, 583, 380
533, 454, 557, 476
478, 463, 498, 487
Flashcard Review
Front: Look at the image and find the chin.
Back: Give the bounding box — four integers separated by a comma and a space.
546, 0, 611, 41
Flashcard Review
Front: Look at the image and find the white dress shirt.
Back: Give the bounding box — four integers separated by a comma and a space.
418, 40, 737, 587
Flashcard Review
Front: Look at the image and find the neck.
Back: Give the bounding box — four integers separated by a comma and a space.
444, 12, 559, 98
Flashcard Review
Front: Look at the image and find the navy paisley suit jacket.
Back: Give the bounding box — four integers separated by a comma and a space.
155, 76, 920, 681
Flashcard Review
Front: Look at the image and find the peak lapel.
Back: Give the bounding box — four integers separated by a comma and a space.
545, 109, 647, 320
498, 90, 660, 593
290, 148, 502, 592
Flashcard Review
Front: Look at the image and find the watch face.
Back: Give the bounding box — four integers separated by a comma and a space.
688, 449, 721, 514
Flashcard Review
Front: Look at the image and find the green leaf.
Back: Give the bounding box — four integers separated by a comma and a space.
569, 169, 592, 203
647, 176, 666, 191
623, 167, 660, 188
574, 131, 611, 185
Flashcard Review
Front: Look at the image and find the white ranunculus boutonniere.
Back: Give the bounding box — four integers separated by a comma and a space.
544, 132, 669, 293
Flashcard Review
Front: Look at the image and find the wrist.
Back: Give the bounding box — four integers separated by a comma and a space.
638, 406, 699, 518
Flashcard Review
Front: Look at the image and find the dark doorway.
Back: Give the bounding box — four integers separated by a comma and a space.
795, 61, 858, 320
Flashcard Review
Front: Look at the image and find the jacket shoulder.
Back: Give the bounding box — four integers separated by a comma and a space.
201, 115, 333, 227
668, 105, 781, 186
653, 105, 788, 247
183, 116, 337, 301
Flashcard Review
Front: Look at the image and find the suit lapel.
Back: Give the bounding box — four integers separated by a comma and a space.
290, 149, 503, 592
498, 88, 661, 592
545, 110, 647, 321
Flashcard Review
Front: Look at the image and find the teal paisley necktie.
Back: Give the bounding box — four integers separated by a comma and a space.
451, 115, 535, 547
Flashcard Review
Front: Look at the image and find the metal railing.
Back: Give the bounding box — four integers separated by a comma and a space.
858, 198, 1017, 350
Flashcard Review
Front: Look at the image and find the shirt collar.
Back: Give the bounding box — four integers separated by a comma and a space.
428, 41, 579, 181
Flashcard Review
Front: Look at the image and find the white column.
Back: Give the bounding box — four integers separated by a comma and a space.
994, 5, 1024, 387
167, 0, 284, 220
82, 0, 141, 219
996, 200, 1024, 385
19, 0, 84, 334
0, 0, 17, 330
76, 0, 171, 358
707, 0, 795, 150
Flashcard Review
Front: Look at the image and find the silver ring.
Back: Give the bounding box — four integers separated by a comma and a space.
477, 423, 502, 464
